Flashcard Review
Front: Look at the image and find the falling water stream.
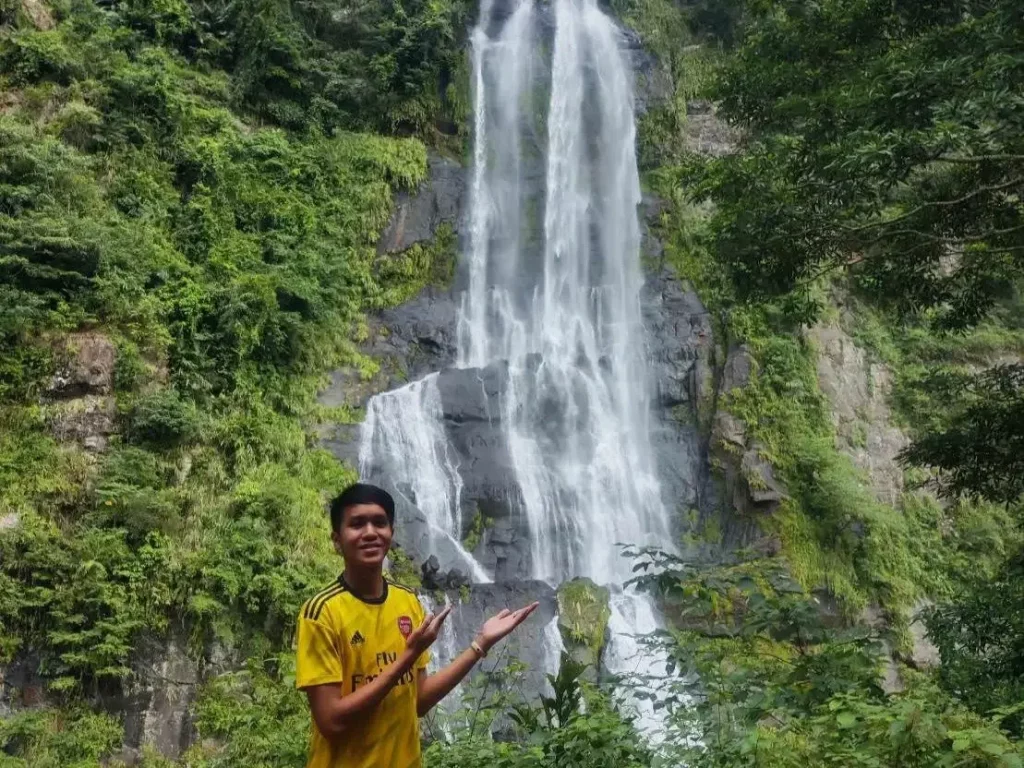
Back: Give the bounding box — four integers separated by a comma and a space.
360, 0, 677, 738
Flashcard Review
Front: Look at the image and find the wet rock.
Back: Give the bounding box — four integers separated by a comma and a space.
421, 556, 471, 590
378, 153, 466, 255
422, 554, 442, 582
318, 288, 461, 414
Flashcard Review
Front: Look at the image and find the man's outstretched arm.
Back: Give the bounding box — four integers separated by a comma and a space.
416, 603, 539, 717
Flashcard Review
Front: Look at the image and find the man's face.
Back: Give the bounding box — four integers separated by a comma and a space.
333, 502, 392, 568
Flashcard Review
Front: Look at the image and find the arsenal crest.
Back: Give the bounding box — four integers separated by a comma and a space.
398, 615, 413, 637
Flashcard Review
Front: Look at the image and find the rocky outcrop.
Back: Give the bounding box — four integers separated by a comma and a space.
706, 344, 788, 554
0, 629, 231, 764
809, 324, 909, 506
21, 0, 55, 29
683, 100, 741, 157
378, 153, 466, 255
114, 632, 204, 763
47, 332, 116, 398
621, 29, 674, 116
43, 332, 118, 452
318, 155, 464, 415
556, 579, 610, 675
423, 581, 560, 708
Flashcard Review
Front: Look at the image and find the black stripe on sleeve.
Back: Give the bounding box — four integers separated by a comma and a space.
310, 586, 345, 621
304, 584, 342, 619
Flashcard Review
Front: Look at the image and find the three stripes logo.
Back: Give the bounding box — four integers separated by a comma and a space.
304, 583, 345, 621
350, 631, 365, 646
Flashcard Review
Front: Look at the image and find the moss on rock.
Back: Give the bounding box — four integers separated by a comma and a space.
556, 578, 611, 668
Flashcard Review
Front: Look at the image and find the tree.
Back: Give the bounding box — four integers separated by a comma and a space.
901, 364, 1024, 502
693, 0, 1024, 330
689, 0, 1024, 502
926, 549, 1024, 738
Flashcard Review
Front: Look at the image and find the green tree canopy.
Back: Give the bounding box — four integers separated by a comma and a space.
694, 0, 1024, 330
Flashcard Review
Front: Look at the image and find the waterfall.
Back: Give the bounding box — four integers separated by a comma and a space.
359, 0, 678, 737
358, 375, 490, 584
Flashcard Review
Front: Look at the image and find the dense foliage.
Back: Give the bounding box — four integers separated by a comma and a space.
0, 0, 460, 744
4, 0, 1024, 765
625, 550, 1024, 767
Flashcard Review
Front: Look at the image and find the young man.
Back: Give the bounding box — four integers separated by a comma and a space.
295, 482, 539, 768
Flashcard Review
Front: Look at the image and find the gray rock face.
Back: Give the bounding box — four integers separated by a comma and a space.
809, 324, 909, 506
425, 581, 559, 710
378, 153, 466, 255
116, 632, 203, 762
46, 332, 116, 399
0, 631, 229, 764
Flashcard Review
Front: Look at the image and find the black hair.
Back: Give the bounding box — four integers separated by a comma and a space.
330, 483, 395, 532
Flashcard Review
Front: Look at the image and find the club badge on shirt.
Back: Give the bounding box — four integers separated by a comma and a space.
398, 615, 413, 637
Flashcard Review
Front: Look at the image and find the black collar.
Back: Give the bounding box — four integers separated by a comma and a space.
339, 573, 389, 605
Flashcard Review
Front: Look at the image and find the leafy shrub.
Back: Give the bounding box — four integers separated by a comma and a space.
124, 388, 203, 447
0, 30, 83, 85
0, 511, 171, 685
190, 655, 310, 768
0, 707, 123, 768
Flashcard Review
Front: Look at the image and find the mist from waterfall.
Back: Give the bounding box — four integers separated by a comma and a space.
359, 0, 677, 737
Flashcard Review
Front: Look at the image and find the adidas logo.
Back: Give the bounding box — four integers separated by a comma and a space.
350, 631, 365, 646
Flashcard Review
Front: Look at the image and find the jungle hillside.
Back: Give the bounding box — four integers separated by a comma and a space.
2, 0, 1024, 766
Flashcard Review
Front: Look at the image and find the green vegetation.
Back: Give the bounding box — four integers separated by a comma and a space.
556, 578, 611, 658
629, 549, 1024, 767
4, 0, 1024, 764
0, 0, 462, 742
642, 0, 1024, 763
460, 506, 490, 554
611, 0, 721, 170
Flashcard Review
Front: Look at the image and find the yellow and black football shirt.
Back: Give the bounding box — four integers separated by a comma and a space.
295, 576, 430, 768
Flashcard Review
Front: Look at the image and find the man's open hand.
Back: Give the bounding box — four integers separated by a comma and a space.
477, 602, 540, 652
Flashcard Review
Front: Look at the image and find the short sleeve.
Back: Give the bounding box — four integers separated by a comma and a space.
295, 614, 344, 689
414, 598, 431, 671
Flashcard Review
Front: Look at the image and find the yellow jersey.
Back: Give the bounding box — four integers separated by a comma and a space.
295, 577, 430, 768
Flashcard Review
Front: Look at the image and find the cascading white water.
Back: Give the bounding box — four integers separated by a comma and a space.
358, 375, 490, 584
359, 0, 678, 736
459, 0, 676, 735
